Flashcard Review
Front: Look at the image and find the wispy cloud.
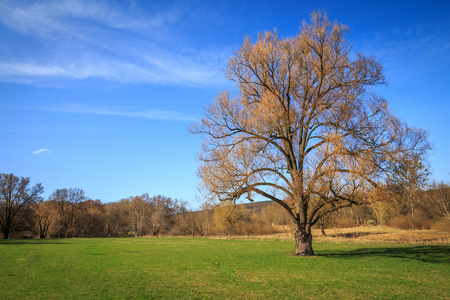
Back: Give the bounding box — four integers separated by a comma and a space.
33, 148, 51, 155
0, 0, 159, 38
43, 102, 198, 122
0, 0, 229, 87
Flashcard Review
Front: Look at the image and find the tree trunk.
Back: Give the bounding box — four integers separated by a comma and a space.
2, 228, 9, 239
294, 227, 314, 256
39, 221, 49, 239
39, 223, 44, 239
320, 223, 327, 236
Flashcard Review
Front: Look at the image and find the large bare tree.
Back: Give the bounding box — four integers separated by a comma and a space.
0, 173, 43, 239
192, 11, 430, 255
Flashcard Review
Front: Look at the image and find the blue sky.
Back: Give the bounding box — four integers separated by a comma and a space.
1, 0, 449, 208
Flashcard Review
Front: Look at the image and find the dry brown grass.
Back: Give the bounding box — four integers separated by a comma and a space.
197, 224, 450, 245
214, 225, 450, 245
312, 226, 450, 245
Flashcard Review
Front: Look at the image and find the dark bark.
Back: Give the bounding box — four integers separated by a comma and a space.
38, 216, 51, 239
294, 227, 314, 256
320, 223, 327, 236
2, 228, 9, 239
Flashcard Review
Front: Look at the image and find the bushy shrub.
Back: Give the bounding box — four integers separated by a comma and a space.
388, 213, 432, 230
431, 218, 450, 233
241, 214, 280, 235
333, 218, 356, 228
210, 204, 281, 236
388, 215, 410, 229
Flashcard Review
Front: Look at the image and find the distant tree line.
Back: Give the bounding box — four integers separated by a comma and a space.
0, 173, 279, 239
26, 190, 190, 239
1, 172, 449, 239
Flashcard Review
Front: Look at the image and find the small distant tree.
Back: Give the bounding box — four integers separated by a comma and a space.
388, 153, 430, 215
75, 199, 106, 237
422, 182, 450, 221
49, 188, 86, 238
147, 195, 179, 236
104, 200, 130, 237
0, 173, 43, 239
34, 201, 55, 238
173, 209, 213, 237
172, 202, 214, 237
127, 195, 148, 237
316, 214, 331, 236
192, 11, 430, 255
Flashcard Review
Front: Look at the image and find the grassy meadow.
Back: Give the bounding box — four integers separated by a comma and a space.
0, 237, 449, 299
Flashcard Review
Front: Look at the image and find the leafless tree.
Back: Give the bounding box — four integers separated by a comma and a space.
120, 194, 183, 237
0, 173, 43, 239
49, 188, 86, 238
388, 153, 430, 215
172, 209, 213, 237
422, 182, 450, 221
191, 11, 430, 255
147, 194, 179, 236
104, 200, 131, 237
34, 201, 54, 238
74, 199, 106, 237
127, 195, 148, 237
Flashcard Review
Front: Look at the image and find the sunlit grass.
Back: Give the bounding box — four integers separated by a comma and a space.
0, 237, 449, 299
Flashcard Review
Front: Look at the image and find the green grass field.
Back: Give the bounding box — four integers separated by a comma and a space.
0, 237, 449, 299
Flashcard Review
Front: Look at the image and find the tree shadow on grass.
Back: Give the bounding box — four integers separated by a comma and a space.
0, 239, 72, 245
319, 245, 450, 264
328, 231, 383, 238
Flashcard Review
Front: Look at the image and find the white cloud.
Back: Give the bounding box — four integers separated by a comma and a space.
0, 0, 152, 37
0, 55, 227, 86
0, 0, 229, 87
33, 148, 51, 155
43, 102, 198, 122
